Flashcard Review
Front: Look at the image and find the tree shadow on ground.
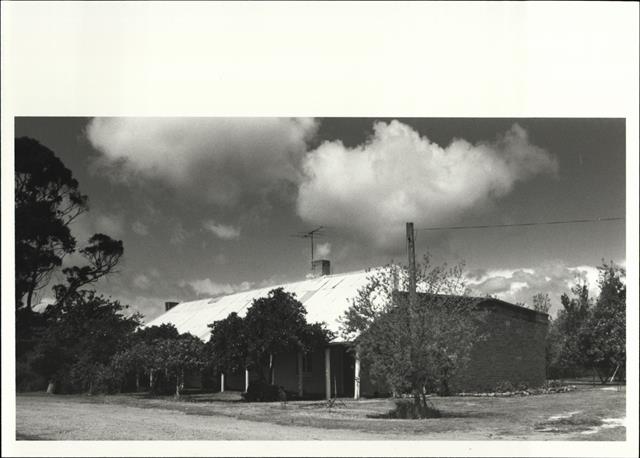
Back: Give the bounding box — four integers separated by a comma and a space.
367, 409, 498, 419
129, 391, 245, 403
16, 432, 44, 440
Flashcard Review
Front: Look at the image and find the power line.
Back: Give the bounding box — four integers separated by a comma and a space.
418, 216, 625, 232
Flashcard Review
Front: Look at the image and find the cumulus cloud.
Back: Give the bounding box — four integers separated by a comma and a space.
297, 121, 558, 247
86, 117, 318, 207
568, 265, 600, 290
182, 278, 253, 297
203, 220, 241, 240
466, 261, 608, 316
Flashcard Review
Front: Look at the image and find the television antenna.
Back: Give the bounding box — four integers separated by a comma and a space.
290, 226, 325, 269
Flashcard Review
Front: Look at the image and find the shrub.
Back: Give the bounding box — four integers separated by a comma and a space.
495, 380, 515, 393
68, 361, 124, 394
93, 364, 125, 394
242, 380, 285, 402
545, 379, 563, 389
387, 398, 441, 419
16, 357, 47, 392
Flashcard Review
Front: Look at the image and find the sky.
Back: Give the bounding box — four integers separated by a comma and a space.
15, 117, 626, 321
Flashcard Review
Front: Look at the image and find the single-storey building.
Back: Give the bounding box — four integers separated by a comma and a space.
145, 263, 549, 399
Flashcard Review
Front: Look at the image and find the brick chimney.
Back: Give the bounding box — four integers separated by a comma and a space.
165, 301, 179, 312
312, 259, 331, 277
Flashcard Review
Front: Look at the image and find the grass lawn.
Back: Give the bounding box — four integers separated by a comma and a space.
16, 385, 625, 440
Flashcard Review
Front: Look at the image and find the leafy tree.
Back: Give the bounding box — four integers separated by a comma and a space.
138, 341, 167, 393
207, 289, 333, 385
341, 257, 485, 417
161, 334, 207, 396
52, 234, 124, 304
113, 328, 207, 396
136, 323, 180, 343
30, 291, 141, 393
15, 137, 88, 310
112, 343, 141, 392
341, 258, 470, 339
532, 293, 552, 314
545, 265, 625, 383
206, 312, 247, 376
242, 288, 333, 382
28, 235, 126, 392
111, 341, 154, 392
341, 265, 401, 341
548, 281, 593, 377
112, 324, 181, 393
561, 282, 591, 321
581, 261, 626, 381
15, 137, 131, 393
544, 318, 564, 379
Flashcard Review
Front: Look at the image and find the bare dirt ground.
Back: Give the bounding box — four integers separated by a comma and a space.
16, 386, 625, 441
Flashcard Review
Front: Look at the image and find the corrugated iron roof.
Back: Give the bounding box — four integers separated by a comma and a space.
144, 270, 373, 342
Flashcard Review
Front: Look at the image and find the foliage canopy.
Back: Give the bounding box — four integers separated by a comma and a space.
546, 261, 626, 382
207, 288, 333, 383
31, 291, 142, 393
15, 137, 88, 309
341, 257, 486, 415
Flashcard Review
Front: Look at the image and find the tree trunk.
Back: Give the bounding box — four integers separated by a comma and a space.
440, 369, 450, 396
175, 370, 185, 397
135, 372, 140, 392
26, 287, 35, 311
46, 379, 56, 394
149, 370, 154, 391
269, 354, 274, 385
414, 393, 429, 418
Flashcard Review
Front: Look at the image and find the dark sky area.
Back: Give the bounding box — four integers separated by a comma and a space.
15, 117, 626, 320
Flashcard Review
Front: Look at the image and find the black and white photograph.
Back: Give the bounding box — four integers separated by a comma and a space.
1, 2, 638, 457
10, 116, 628, 441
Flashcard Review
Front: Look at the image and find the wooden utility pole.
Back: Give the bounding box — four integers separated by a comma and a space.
406, 222, 418, 374
406, 222, 417, 311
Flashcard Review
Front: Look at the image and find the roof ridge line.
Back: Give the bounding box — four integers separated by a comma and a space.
192, 268, 372, 303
